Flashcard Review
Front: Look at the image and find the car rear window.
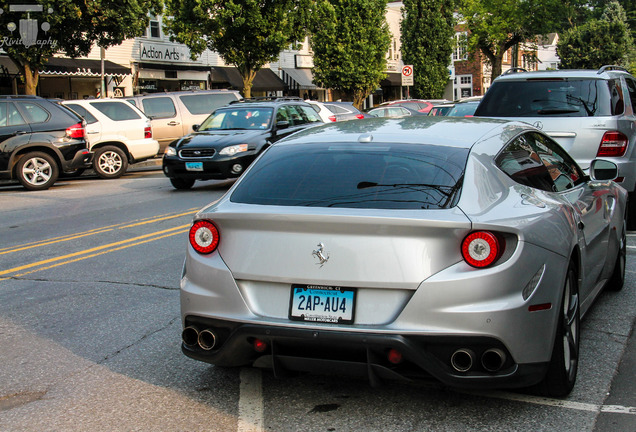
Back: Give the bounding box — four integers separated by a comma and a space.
179, 93, 240, 115
231, 142, 469, 209
90, 101, 141, 121
476, 79, 620, 117
65, 103, 98, 124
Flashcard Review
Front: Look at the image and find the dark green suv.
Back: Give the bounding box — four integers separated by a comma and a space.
162, 97, 324, 189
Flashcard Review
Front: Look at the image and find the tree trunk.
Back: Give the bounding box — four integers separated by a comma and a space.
241, 69, 257, 99
489, 55, 503, 82
23, 63, 39, 95
353, 90, 367, 110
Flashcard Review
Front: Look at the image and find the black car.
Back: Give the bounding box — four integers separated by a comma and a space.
162, 97, 324, 189
0, 96, 92, 191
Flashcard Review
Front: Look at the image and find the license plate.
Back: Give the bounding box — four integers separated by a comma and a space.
289, 285, 356, 324
185, 162, 203, 171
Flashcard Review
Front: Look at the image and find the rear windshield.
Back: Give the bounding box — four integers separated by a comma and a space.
231, 142, 469, 209
476, 79, 621, 117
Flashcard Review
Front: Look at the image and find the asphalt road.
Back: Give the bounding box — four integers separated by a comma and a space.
0, 166, 635, 432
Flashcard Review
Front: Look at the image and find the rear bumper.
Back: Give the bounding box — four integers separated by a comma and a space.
65, 149, 93, 171
181, 317, 549, 389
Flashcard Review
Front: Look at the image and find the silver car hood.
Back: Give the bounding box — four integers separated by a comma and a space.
199, 203, 471, 289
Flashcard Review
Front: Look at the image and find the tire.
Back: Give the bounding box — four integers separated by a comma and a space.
94, 146, 128, 179
16, 151, 59, 191
537, 263, 580, 397
170, 177, 195, 190
606, 217, 626, 292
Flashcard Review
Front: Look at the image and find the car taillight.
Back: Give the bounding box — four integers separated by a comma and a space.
597, 131, 628, 157
144, 126, 152, 139
355, 114, 364, 119
328, 115, 337, 122
461, 231, 502, 268
189, 220, 219, 254
66, 122, 85, 139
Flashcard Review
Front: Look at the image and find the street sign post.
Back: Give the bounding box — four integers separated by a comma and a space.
401, 65, 414, 99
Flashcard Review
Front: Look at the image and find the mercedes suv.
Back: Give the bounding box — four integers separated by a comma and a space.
0, 96, 92, 191
474, 65, 636, 227
162, 97, 324, 189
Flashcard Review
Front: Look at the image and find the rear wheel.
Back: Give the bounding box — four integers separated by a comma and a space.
16, 151, 59, 191
537, 264, 580, 397
170, 177, 195, 190
607, 217, 626, 292
94, 146, 128, 179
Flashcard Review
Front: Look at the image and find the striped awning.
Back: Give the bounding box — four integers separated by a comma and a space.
40, 58, 131, 77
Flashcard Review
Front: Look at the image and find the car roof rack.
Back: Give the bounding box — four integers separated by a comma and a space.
500, 67, 528, 76
229, 96, 304, 104
598, 65, 628, 74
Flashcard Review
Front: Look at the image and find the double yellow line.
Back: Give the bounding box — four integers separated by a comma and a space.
0, 209, 198, 279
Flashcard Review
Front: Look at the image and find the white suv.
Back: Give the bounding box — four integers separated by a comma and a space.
63, 99, 159, 178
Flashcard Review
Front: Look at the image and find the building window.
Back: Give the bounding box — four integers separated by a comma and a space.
452, 32, 468, 61
460, 76, 472, 85
149, 20, 160, 38
387, 38, 399, 61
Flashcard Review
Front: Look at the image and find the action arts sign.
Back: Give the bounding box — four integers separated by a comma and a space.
139, 42, 200, 64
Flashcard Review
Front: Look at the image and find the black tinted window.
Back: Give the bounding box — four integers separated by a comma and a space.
231, 142, 469, 209
141, 97, 176, 118
65, 104, 98, 124
90, 101, 141, 121
476, 79, 615, 117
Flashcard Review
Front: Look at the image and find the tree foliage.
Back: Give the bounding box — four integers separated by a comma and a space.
557, 1, 632, 69
400, 0, 454, 99
457, 0, 568, 80
0, 0, 162, 94
309, 0, 391, 108
164, 0, 308, 98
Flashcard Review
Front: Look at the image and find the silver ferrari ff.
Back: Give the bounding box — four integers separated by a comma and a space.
180, 117, 627, 397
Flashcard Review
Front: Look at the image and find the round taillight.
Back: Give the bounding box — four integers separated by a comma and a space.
189, 220, 219, 254
461, 231, 501, 268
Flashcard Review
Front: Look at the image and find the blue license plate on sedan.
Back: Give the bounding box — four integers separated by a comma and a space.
185, 162, 203, 171
289, 285, 356, 324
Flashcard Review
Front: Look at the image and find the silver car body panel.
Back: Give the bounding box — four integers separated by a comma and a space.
180, 116, 627, 384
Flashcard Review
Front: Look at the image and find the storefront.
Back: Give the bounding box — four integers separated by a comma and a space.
37, 58, 131, 99
209, 66, 286, 97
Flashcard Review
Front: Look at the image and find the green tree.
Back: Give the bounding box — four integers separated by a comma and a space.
457, 0, 568, 80
557, 1, 632, 69
309, 0, 391, 108
164, 0, 308, 98
0, 0, 161, 95
400, 0, 454, 99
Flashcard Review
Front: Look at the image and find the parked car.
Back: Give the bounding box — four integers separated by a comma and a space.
0, 96, 92, 190
367, 105, 425, 118
179, 116, 627, 397
474, 65, 636, 227
63, 99, 159, 179
163, 97, 324, 189
428, 103, 454, 116
126, 90, 242, 153
381, 99, 451, 114
306, 101, 371, 122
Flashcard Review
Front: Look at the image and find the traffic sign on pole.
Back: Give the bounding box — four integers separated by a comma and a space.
401, 65, 414, 86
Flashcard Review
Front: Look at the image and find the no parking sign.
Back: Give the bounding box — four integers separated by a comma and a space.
401, 65, 414, 86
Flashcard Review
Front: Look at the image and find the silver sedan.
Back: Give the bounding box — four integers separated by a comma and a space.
179, 117, 627, 397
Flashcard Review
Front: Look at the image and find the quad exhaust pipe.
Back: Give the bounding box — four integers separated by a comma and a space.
451, 348, 506, 373
182, 326, 217, 351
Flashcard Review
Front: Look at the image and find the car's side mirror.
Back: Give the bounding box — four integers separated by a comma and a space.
192, 124, 200, 132
276, 120, 290, 130
590, 159, 618, 181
